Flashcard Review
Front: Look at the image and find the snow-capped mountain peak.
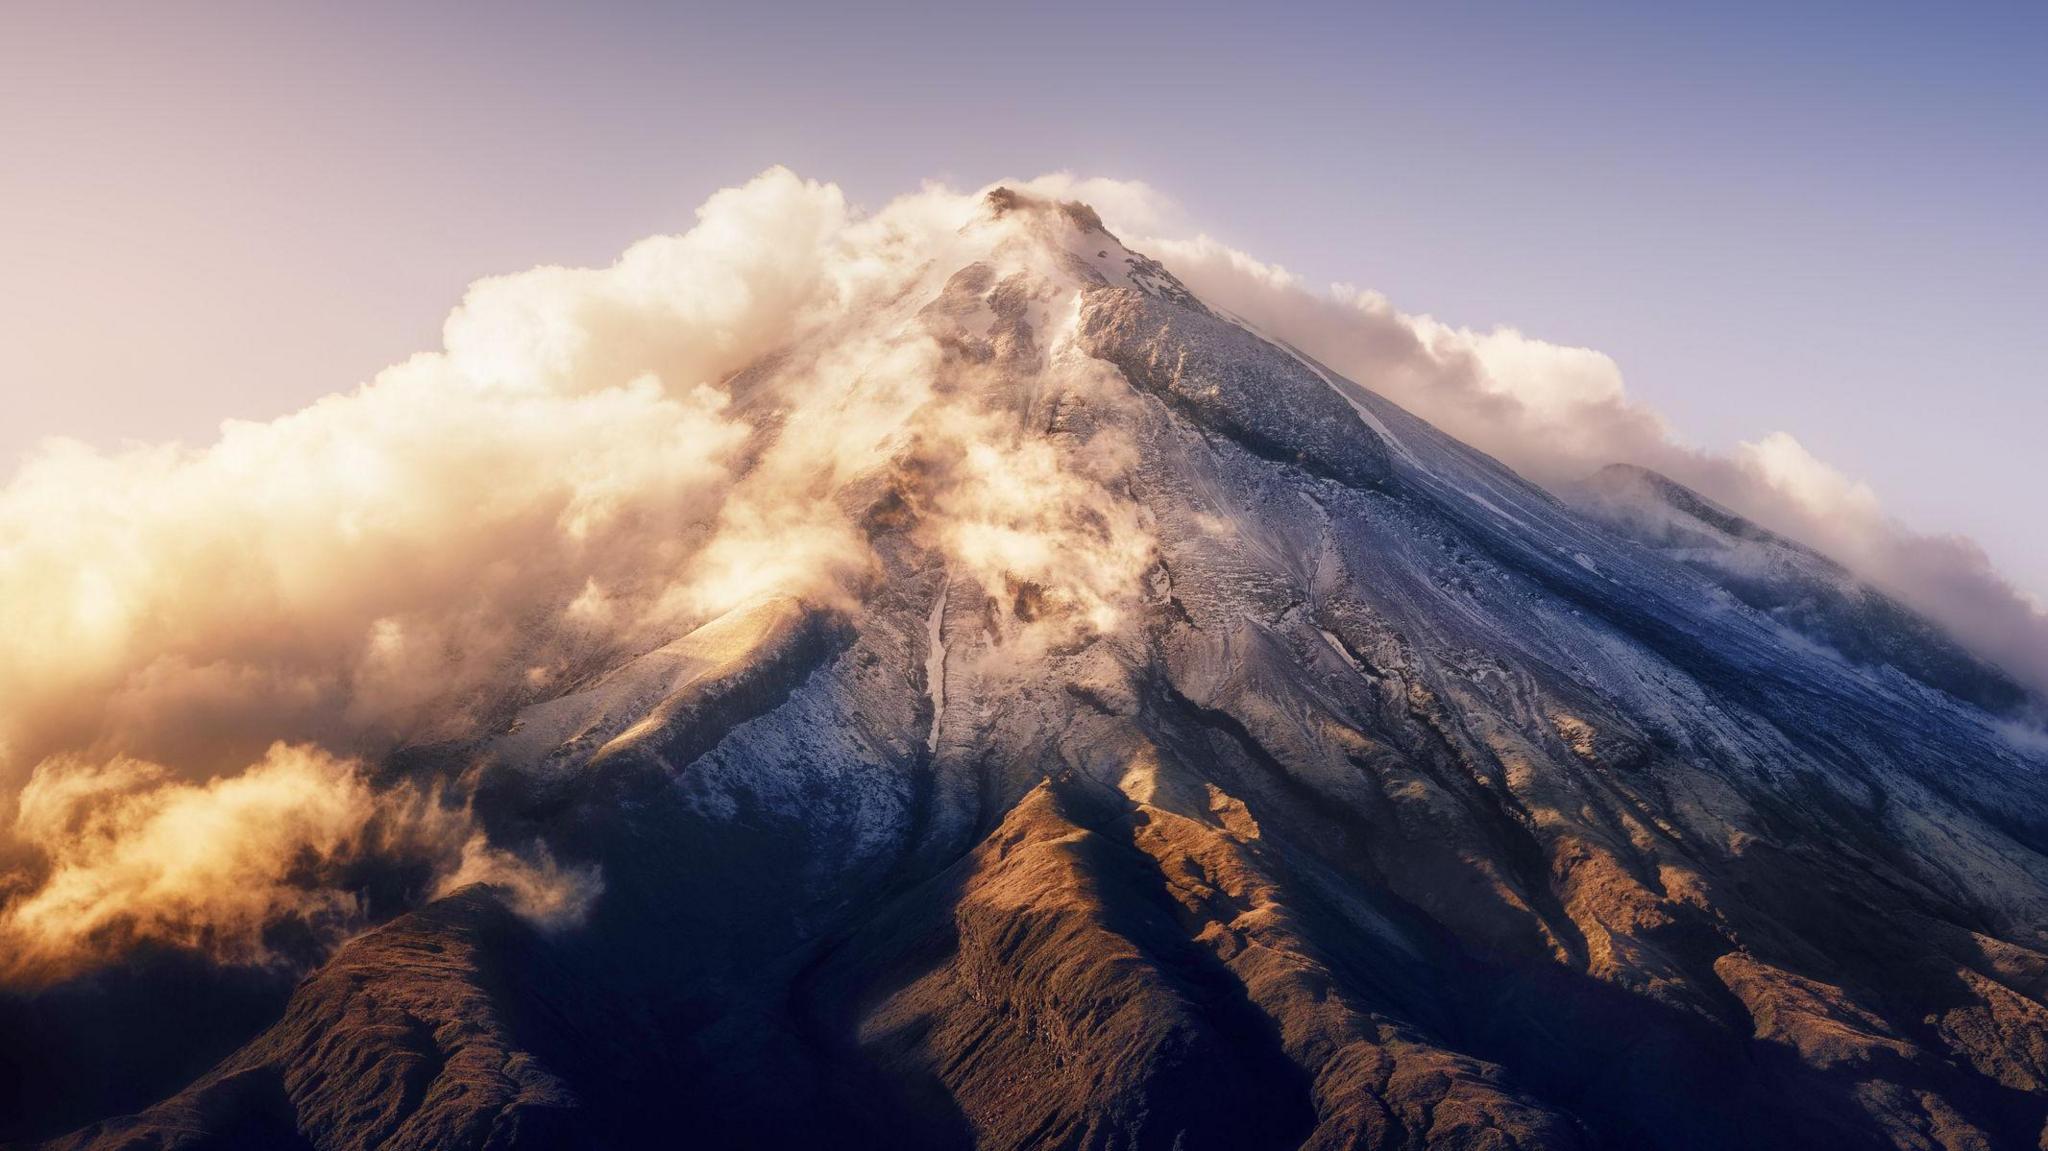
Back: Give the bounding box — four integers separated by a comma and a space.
26, 192, 2048, 1151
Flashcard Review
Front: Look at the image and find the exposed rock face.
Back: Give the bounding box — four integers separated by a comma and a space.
18, 191, 2048, 1151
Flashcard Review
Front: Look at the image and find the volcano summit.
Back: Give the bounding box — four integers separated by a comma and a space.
6, 181, 2048, 1151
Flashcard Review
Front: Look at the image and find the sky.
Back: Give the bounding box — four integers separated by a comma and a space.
3, 0, 2044, 599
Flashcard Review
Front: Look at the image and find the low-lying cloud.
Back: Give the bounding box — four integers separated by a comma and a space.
0, 742, 597, 984
2, 165, 2040, 982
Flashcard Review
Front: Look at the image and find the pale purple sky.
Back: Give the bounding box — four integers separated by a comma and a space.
3, 1, 2044, 598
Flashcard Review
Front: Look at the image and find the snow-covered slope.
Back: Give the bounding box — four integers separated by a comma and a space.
1569, 462, 2033, 714
32, 190, 2048, 1151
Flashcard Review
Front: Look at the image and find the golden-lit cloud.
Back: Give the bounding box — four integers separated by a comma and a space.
0, 742, 597, 984
0, 170, 1164, 981
922, 401, 1152, 638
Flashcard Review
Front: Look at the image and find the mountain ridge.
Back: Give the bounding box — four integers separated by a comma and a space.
1569, 461, 2035, 715
11, 188, 2048, 1151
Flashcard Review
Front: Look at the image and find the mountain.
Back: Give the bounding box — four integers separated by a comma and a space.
17, 190, 2048, 1151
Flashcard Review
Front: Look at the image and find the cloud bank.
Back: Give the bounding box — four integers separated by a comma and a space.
0, 743, 597, 983
0, 170, 863, 979
1, 166, 2039, 981
0, 170, 1157, 981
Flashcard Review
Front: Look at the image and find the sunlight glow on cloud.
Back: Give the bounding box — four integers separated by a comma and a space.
0, 742, 597, 983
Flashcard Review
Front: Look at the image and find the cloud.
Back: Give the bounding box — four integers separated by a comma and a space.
0, 742, 598, 985
0, 167, 968, 791
431, 835, 604, 932
921, 397, 1154, 639
0, 169, 875, 979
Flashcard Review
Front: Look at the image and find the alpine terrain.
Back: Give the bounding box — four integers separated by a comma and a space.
12, 188, 2048, 1151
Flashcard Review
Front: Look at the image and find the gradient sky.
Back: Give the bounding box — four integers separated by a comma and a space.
4, 1, 2044, 598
